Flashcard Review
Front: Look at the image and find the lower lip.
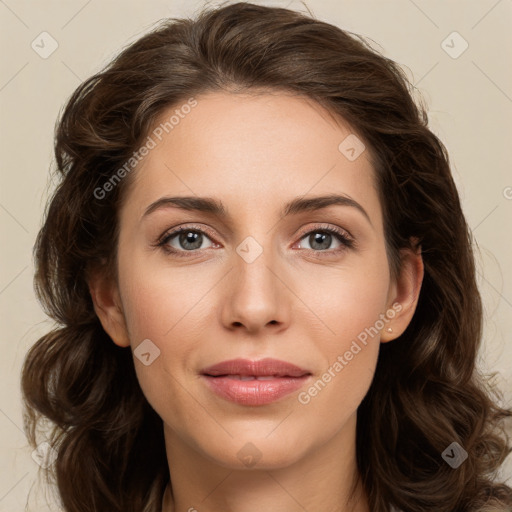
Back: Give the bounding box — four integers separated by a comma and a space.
202, 375, 311, 405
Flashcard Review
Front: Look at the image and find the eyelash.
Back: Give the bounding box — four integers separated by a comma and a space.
154, 223, 356, 258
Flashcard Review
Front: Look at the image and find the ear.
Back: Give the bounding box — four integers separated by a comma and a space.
380, 241, 424, 343
87, 269, 131, 348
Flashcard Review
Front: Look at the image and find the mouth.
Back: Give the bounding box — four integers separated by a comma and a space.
200, 357, 311, 378
200, 358, 312, 406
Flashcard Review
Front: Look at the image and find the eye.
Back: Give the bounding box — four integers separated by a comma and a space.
156, 225, 217, 257
295, 224, 355, 255
155, 223, 355, 258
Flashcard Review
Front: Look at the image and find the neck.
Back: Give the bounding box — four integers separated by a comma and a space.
161, 413, 369, 512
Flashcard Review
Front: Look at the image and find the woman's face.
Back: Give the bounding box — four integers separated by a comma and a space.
94, 90, 421, 470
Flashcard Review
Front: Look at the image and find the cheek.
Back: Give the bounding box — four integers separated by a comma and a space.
298, 250, 391, 354
116, 255, 217, 406
295, 253, 390, 411
118, 252, 212, 342
294, 279, 386, 443
119, 279, 203, 427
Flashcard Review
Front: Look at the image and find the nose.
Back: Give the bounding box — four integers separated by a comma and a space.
220, 241, 290, 334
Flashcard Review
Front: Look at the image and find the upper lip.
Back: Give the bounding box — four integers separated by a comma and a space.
201, 358, 311, 378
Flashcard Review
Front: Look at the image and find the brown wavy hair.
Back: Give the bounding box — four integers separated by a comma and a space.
21, 2, 512, 511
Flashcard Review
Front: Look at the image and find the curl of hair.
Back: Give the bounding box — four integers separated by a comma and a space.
21, 2, 512, 511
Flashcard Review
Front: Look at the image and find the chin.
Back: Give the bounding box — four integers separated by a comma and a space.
197, 431, 309, 470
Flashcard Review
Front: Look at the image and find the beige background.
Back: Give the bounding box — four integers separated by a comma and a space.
1, 0, 511, 510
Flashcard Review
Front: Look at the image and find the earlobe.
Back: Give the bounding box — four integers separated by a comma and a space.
381, 244, 424, 343
88, 271, 131, 348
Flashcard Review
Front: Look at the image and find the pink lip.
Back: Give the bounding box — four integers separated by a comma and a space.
201, 358, 310, 377
200, 358, 311, 406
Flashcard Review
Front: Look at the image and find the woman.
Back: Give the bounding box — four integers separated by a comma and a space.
21, 2, 512, 511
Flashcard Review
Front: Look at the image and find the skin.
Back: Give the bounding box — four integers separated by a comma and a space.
90, 90, 424, 512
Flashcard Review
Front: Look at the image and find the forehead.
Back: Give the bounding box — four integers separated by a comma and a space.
121, 90, 381, 226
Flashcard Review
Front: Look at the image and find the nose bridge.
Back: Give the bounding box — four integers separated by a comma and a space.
236, 234, 276, 289
221, 231, 288, 332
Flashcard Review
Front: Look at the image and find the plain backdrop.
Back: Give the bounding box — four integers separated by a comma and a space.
1, 0, 511, 510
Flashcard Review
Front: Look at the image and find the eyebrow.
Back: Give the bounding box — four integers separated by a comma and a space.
142, 193, 372, 226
